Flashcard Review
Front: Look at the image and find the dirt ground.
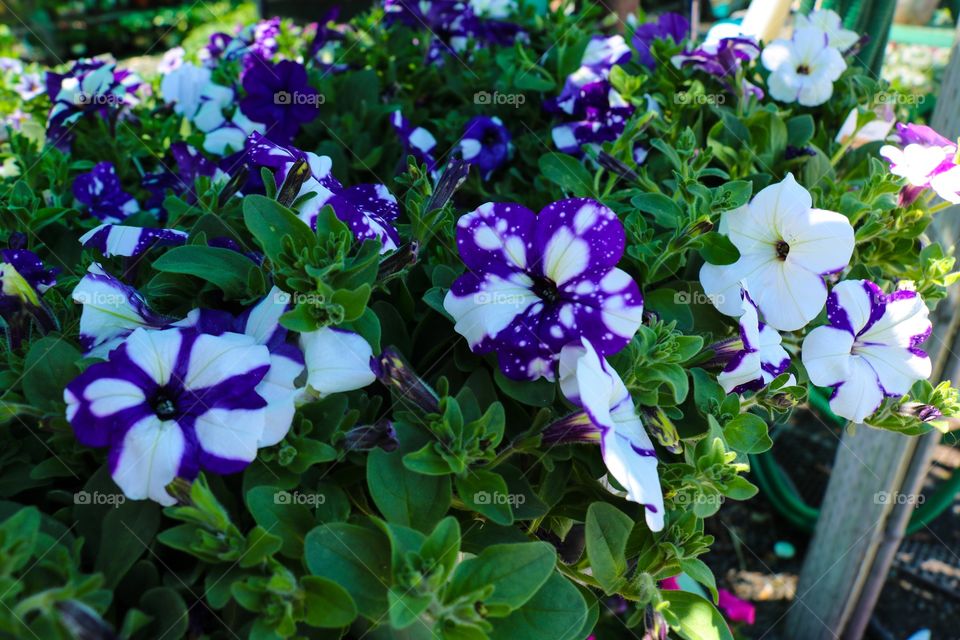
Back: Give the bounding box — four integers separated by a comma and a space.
704, 415, 960, 640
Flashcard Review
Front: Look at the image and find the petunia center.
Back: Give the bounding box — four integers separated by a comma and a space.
530, 274, 560, 303
796, 64, 811, 76
151, 391, 179, 421
481, 128, 501, 148
775, 239, 790, 260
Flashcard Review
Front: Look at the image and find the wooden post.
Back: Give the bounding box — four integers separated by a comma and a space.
785, 21, 960, 640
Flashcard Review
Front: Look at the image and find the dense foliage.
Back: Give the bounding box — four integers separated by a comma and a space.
0, 2, 958, 639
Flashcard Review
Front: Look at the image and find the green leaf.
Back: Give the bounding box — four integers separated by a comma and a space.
494, 370, 555, 407
631, 192, 683, 228
539, 153, 593, 195
786, 114, 815, 147
584, 502, 634, 594
22, 337, 81, 412
304, 523, 391, 619
712, 181, 752, 212
367, 448, 452, 532
244, 486, 316, 559
661, 590, 734, 640
447, 541, 556, 610
136, 587, 188, 640
152, 246, 262, 300
456, 470, 514, 525
420, 517, 460, 582
699, 232, 740, 265
680, 558, 719, 604
243, 194, 317, 261
488, 573, 589, 640
724, 413, 773, 453
301, 576, 359, 629
97, 500, 161, 587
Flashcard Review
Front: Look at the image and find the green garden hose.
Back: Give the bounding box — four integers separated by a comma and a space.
750, 387, 960, 536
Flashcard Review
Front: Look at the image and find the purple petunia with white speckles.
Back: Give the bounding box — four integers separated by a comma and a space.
459, 116, 511, 180
443, 198, 644, 381
79, 224, 188, 258
73, 162, 140, 223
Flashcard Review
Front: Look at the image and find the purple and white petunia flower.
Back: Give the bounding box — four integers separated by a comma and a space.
79, 224, 188, 258
801, 280, 932, 423
545, 36, 638, 156
700, 174, 855, 332
72, 162, 140, 223
459, 116, 511, 180
557, 338, 664, 531
795, 9, 859, 52
443, 198, 644, 380
45, 60, 140, 148
712, 288, 791, 394
175, 287, 306, 447
632, 12, 689, 68
0, 248, 57, 317
391, 111, 439, 175
64, 327, 272, 505
880, 123, 960, 205
247, 133, 401, 251
761, 28, 846, 107
72, 264, 170, 355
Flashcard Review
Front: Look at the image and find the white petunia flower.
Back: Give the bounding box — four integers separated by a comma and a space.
761, 27, 846, 107
714, 289, 791, 394
558, 339, 664, 531
802, 280, 932, 423
700, 174, 855, 332
795, 9, 859, 52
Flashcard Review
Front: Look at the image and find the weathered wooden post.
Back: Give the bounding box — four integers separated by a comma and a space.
785, 21, 960, 640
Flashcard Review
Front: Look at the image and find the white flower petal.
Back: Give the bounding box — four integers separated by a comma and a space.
124, 328, 183, 386
857, 344, 931, 396
194, 406, 264, 464
782, 208, 854, 275
802, 325, 854, 386
184, 332, 271, 390
750, 259, 827, 331
301, 327, 376, 396
829, 356, 884, 422
601, 416, 664, 532
859, 293, 931, 348
112, 417, 184, 506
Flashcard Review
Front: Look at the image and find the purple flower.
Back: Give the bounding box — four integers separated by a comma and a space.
633, 12, 689, 68
14, 72, 44, 101
64, 327, 273, 504
391, 111, 439, 174
443, 198, 644, 380
79, 224, 189, 258
550, 82, 634, 156
672, 36, 762, 97
459, 116, 511, 180
247, 133, 401, 251
0, 249, 56, 317
143, 142, 222, 212
45, 60, 140, 149
545, 36, 636, 156
240, 59, 319, 142
73, 162, 140, 223
802, 280, 932, 423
